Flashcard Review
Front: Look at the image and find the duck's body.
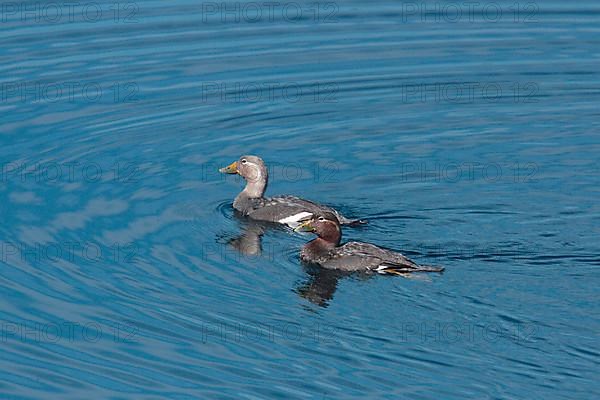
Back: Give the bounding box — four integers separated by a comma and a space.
296, 213, 443, 274
234, 193, 354, 226
220, 156, 361, 227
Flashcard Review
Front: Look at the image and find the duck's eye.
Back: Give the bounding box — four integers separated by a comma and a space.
318, 217, 325, 221
241, 159, 247, 164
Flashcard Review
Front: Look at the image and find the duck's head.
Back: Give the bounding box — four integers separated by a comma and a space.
219, 155, 268, 196
294, 212, 341, 245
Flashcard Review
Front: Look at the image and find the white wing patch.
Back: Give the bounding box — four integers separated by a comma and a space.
278, 212, 313, 227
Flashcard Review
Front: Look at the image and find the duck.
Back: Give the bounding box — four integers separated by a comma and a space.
219, 155, 364, 227
294, 212, 444, 274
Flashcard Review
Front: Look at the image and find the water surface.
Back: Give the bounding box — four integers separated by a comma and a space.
1, 1, 600, 398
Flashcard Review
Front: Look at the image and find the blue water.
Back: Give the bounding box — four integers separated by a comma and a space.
2, 1, 600, 398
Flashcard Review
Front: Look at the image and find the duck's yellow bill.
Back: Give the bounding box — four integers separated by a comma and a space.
294, 220, 315, 232
219, 161, 238, 174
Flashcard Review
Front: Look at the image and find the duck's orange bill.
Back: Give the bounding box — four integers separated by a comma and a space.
219, 161, 238, 174
294, 220, 315, 232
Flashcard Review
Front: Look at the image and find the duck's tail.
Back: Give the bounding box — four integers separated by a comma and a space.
337, 215, 368, 226
377, 263, 444, 275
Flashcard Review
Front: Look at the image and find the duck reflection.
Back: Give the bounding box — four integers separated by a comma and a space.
218, 214, 352, 307
216, 211, 280, 256
224, 217, 267, 256
295, 266, 350, 307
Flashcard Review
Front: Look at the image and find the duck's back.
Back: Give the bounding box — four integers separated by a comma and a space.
318, 241, 421, 271
245, 195, 344, 226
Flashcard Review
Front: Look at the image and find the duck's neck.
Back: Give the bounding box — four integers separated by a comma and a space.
233, 175, 267, 212
303, 236, 340, 259
241, 177, 267, 198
